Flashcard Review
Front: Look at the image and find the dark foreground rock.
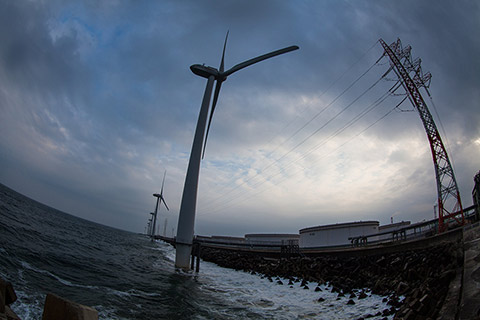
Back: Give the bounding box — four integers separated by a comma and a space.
199, 241, 463, 319
0, 278, 20, 320
42, 293, 98, 320
1, 276, 98, 320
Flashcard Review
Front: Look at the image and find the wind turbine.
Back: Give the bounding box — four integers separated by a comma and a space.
148, 212, 155, 236
175, 32, 299, 269
147, 217, 152, 236
151, 171, 169, 240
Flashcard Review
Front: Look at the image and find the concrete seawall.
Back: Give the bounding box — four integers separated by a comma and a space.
458, 224, 480, 319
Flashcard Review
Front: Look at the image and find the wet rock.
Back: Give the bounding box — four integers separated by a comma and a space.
403, 308, 416, 320
387, 295, 401, 308
317, 297, 325, 302
314, 286, 322, 292
358, 291, 368, 299
276, 280, 283, 285
347, 299, 355, 305
396, 281, 409, 295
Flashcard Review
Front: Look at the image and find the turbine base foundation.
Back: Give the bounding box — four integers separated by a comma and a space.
175, 243, 192, 270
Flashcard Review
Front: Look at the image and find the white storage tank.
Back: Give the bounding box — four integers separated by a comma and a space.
244, 233, 300, 245
299, 221, 379, 248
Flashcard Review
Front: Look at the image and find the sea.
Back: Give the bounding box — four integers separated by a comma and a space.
0, 183, 393, 319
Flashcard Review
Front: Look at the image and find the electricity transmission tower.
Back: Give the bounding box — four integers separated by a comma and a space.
379, 38, 464, 232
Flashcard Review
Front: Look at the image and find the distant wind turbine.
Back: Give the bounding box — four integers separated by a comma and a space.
147, 217, 152, 236
175, 32, 299, 269
151, 171, 169, 240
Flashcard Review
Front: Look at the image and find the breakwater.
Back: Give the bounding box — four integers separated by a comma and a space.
195, 230, 464, 319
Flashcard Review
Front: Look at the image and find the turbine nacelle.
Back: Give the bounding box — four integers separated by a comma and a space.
190, 64, 224, 80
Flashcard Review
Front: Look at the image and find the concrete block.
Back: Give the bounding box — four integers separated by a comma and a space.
42, 293, 98, 320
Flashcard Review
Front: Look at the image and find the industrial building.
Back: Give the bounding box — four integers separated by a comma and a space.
299, 221, 379, 248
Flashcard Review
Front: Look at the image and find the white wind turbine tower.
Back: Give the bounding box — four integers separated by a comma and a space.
175, 32, 299, 269
151, 171, 169, 240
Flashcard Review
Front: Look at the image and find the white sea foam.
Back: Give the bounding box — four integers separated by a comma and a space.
94, 305, 124, 320
9, 289, 44, 320
127, 288, 163, 297
195, 259, 394, 319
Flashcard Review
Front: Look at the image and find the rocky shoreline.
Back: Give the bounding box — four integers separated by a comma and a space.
198, 240, 463, 319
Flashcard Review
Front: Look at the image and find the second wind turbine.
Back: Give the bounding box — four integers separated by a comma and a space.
175, 32, 299, 269
151, 171, 169, 240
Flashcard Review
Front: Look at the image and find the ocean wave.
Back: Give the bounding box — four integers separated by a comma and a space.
94, 305, 125, 320
20, 260, 100, 290
105, 286, 164, 298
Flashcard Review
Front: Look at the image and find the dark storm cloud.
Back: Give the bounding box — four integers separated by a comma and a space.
0, 0, 478, 233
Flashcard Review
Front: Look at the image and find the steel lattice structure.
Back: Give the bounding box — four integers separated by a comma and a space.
379, 38, 464, 232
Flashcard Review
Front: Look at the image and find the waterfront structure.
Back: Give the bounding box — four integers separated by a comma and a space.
175, 33, 299, 269
473, 171, 480, 221
196, 235, 246, 244
378, 221, 411, 241
299, 221, 379, 248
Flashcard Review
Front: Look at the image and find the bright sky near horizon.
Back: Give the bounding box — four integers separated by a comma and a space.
1, 0, 479, 236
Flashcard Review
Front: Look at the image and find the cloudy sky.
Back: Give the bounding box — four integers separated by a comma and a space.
1, 0, 479, 236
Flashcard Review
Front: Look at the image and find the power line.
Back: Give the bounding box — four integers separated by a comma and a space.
200, 54, 386, 211
262, 40, 381, 154
200, 99, 402, 216
199, 78, 402, 215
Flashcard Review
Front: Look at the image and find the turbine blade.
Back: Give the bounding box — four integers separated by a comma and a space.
220, 31, 229, 73
160, 170, 166, 194
202, 80, 223, 159
161, 196, 169, 211
223, 45, 299, 77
